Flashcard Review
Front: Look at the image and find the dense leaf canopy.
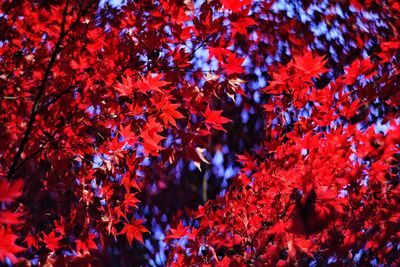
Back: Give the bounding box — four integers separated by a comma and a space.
0, 0, 399, 266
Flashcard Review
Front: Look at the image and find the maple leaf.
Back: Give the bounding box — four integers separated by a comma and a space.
123, 193, 140, 209
159, 102, 185, 128
164, 221, 190, 242
119, 124, 138, 144
119, 219, 148, 245
42, 232, 62, 251
0, 179, 23, 202
342, 58, 376, 85
231, 17, 257, 36
141, 128, 165, 156
113, 206, 128, 220
193, 146, 211, 171
236, 153, 257, 173
262, 68, 290, 95
222, 53, 245, 75
23, 234, 39, 250
121, 173, 140, 192
136, 73, 169, 94
227, 77, 246, 100
101, 137, 126, 164
0, 211, 23, 225
100, 183, 114, 201
116, 75, 136, 96
75, 233, 97, 253
208, 47, 227, 62
0, 227, 25, 264
203, 105, 232, 132
342, 99, 361, 118
140, 118, 165, 156
292, 51, 328, 77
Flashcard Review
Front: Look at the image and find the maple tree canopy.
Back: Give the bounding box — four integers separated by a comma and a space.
0, 0, 399, 266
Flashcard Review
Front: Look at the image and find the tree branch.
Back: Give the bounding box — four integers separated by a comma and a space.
7, 0, 71, 179
7, 0, 99, 180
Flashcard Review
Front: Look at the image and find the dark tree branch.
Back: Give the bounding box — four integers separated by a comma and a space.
7, 0, 72, 180
7, 0, 99, 180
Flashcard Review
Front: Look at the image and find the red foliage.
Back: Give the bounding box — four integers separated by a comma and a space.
0, 0, 399, 266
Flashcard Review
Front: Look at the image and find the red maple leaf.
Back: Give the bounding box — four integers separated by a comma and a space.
164, 221, 190, 242
203, 105, 232, 132
23, 234, 39, 250
342, 58, 376, 85
119, 124, 138, 144
223, 52, 245, 75
119, 219, 148, 245
121, 173, 141, 192
141, 118, 165, 156
231, 17, 257, 36
292, 51, 328, 77
0, 227, 24, 264
42, 232, 62, 251
123, 193, 140, 209
137, 73, 169, 94
159, 102, 185, 128
0, 211, 23, 225
116, 75, 136, 96
208, 47, 227, 62
75, 233, 97, 253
